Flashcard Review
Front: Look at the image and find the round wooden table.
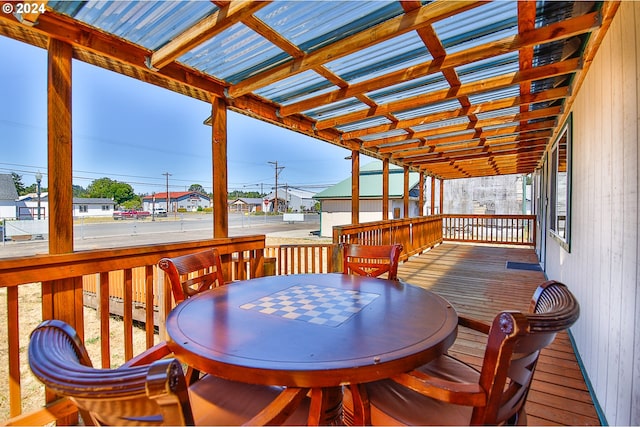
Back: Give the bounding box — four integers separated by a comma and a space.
166, 273, 458, 424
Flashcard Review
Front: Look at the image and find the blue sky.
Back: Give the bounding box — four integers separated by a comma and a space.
0, 36, 371, 195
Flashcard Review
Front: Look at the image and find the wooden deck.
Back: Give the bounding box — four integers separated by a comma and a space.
398, 243, 600, 426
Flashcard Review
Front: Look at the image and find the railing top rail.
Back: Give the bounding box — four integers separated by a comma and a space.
442, 214, 536, 219
0, 235, 266, 287
333, 215, 442, 233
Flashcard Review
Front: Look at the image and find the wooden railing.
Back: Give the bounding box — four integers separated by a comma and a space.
333, 215, 443, 260
1, 214, 536, 425
441, 214, 536, 246
264, 244, 340, 275
0, 235, 266, 424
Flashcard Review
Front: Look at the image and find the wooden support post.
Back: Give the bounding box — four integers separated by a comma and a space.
403, 166, 409, 218
431, 176, 436, 215
440, 178, 444, 214
45, 41, 83, 404
212, 96, 228, 238
419, 172, 425, 216
351, 150, 359, 225
47, 39, 74, 255
382, 158, 389, 220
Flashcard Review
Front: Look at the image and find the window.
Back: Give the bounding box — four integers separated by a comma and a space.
102, 205, 111, 211
549, 115, 571, 251
79, 205, 88, 213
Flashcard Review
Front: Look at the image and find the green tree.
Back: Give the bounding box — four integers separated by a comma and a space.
189, 184, 205, 194
73, 184, 88, 197
11, 172, 26, 195
87, 177, 136, 205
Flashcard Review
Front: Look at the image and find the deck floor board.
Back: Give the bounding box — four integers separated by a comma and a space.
398, 243, 599, 426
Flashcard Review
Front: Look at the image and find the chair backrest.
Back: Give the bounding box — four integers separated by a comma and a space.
473, 280, 580, 425
158, 248, 225, 304
341, 243, 403, 280
28, 319, 194, 426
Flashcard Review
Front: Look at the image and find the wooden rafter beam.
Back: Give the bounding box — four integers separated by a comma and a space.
341, 86, 569, 140
227, 0, 486, 97
412, 145, 546, 165
364, 105, 561, 149
279, 11, 600, 117
518, 0, 537, 115
400, 140, 548, 163
148, 0, 270, 70
315, 57, 581, 130
388, 134, 551, 158
362, 117, 557, 150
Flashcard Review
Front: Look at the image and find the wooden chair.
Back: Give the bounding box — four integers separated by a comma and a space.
28, 319, 310, 426
341, 243, 403, 281
158, 248, 226, 305
344, 280, 580, 425
158, 248, 229, 384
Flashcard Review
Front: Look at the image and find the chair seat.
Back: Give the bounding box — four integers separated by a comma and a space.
345, 355, 478, 426
190, 375, 310, 426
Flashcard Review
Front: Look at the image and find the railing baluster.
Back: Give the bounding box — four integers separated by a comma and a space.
7, 286, 20, 418
123, 268, 133, 361
98, 272, 111, 368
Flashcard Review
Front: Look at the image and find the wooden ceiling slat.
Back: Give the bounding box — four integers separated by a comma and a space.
227, 0, 486, 98
278, 11, 600, 117
148, 1, 270, 70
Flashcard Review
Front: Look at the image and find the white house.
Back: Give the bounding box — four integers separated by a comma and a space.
0, 174, 19, 219
314, 161, 421, 237
72, 198, 115, 218
264, 187, 316, 213
16, 193, 116, 219
228, 198, 264, 213
142, 191, 210, 212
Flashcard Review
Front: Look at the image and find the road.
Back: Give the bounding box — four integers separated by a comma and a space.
0, 213, 322, 258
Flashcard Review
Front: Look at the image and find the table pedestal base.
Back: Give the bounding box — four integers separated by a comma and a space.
308, 387, 343, 426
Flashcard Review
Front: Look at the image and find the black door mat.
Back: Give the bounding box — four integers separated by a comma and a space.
506, 261, 542, 271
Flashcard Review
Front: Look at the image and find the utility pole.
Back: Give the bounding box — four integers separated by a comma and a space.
268, 161, 284, 213
163, 172, 172, 213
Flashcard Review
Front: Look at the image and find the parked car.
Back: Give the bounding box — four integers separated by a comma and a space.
112, 209, 151, 220
153, 207, 167, 217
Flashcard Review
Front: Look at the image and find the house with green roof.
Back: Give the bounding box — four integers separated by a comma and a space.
314, 161, 421, 237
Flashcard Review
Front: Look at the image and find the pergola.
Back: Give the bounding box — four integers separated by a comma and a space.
0, 0, 617, 242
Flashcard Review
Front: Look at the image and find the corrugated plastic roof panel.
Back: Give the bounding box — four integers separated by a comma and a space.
325, 32, 431, 84
49, 1, 217, 51
456, 53, 520, 85
337, 117, 393, 133
255, 70, 336, 105
394, 100, 462, 120
256, 1, 404, 53
367, 73, 450, 105
303, 98, 367, 121
179, 24, 288, 84
433, 2, 518, 52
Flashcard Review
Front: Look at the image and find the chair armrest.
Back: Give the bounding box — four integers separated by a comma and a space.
243, 387, 309, 426
458, 315, 491, 334
392, 369, 487, 407
122, 342, 172, 367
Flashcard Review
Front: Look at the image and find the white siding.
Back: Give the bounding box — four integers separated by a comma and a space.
318, 199, 419, 237
543, 3, 639, 425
